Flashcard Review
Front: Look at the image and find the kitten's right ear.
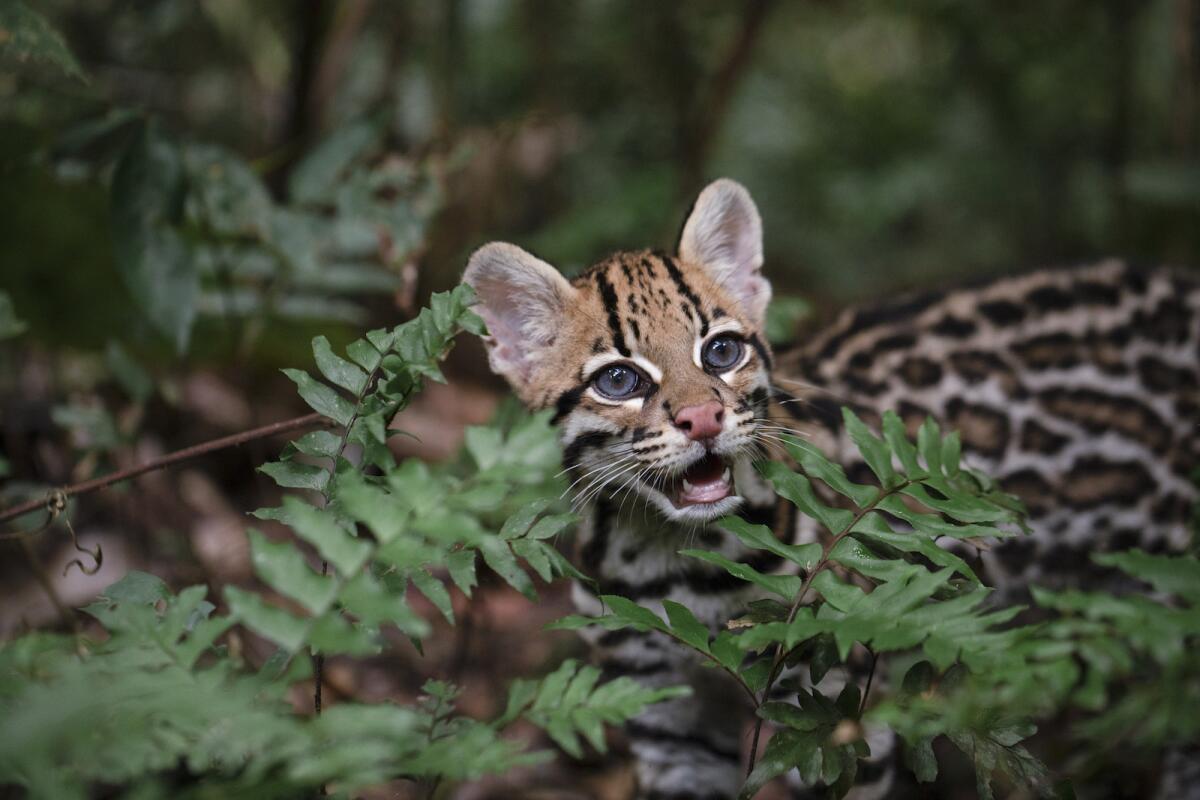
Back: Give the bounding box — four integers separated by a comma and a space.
463, 243, 576, 385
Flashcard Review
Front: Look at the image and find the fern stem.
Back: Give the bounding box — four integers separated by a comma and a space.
745, 479, 913, 777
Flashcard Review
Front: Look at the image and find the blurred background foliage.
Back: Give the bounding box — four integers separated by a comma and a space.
4, 0, 1199, 365
1, 3, 1198, 795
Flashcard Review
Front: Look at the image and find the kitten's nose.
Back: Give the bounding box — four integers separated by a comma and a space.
673, 400, 725, 441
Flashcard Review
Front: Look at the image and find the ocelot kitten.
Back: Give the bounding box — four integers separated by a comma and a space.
463, 179, 1199, 799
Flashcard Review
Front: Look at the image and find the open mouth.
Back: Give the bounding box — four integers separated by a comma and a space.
666, 452, 733, 507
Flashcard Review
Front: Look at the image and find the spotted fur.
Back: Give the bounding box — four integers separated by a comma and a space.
464, 180, 1199, 799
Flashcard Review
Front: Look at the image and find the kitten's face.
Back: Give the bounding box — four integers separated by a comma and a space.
464, 180, 773, 524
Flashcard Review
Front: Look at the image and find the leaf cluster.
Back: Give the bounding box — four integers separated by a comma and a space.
0, 573, 677, 799
559, 409, 1198, 798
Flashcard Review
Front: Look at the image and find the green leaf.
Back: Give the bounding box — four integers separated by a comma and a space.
225, 586, 308, 652
446, 550, 478, 597
110, 122, 197, 354
511, 538, 553, 582
465, 426, 503, 471
680, 548, 802, 599
598, 595, 669, 632
101, 571, 169, 605
740, 728, 821, 799
339, 571, 430, 638
335, 471, 405, 544
288, 429, 342, 459
662, 601, 710, 653
313, 336, 369, 395
1093, 550, 1200, 604
718, 515, 821, 569
0, 1, 85, 79
258, 460, 329, 492
410, 568, 454, 624
346, 336, 384, 373
882, 410, 924, 477
757, 701, 826, 731
917, 417, 944, 475
247, 529, 337, 615
480, 537, 535, 599
844, 408, 897, 488
525, 513, 575, 541
904, 736, 939, 783
278, 497, 372, 576
498, 498, 553, 540
282, 368, 355, 426
759, 461, 854, 533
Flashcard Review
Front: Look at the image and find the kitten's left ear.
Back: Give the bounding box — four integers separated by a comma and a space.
678, 178, 771, 325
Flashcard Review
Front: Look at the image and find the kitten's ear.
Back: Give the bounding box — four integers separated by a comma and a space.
463, 242, 576, 386
678, 178, 771, 325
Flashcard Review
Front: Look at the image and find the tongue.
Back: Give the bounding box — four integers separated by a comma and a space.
677, 453, 732, 506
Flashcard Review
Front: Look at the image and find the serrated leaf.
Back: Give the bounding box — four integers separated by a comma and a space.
525, 513, 575, 541
339, 571, 430, 638
101, 571, 169, 605
718, 515, 821, 569
740, 729, 821, 799
512, 538, 554, 582
662, 601, 710, 653
498, 498, 553, 540
446, 550, 477, 596
346, 337, 383, 372
247, 529, 337, 615
259, 459, 329, 491
757, 701, 826, 731
904, 735, 938, 783
410, 568, 454, 624
225, 586, 308, 652
282, 368, 354, 426
480, 538, 535, 600
680, 548, 802, 599
278, 496, 372, 576
465, 426, 503, 471
882, 410, 924, 477
844, 407, 898, 488
313, 335, 369, 395
288, 429, 342, 459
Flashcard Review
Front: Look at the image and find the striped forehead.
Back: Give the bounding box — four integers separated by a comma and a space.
578, 250, 730, 358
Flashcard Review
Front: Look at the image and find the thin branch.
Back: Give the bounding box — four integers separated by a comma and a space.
0, 412, 332, 526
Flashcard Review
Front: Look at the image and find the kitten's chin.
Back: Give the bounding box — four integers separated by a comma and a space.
653, 494, 744, 524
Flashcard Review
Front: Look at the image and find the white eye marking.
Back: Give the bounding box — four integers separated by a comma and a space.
585, 389, 645, 410
581, 351, 663, 383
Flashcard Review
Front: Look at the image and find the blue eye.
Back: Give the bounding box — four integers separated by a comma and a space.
593, 365, 644, 399
702, 335, 744, 371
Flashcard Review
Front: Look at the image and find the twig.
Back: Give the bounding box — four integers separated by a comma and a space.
858, 648, 878, 719
0, 412, 332, 526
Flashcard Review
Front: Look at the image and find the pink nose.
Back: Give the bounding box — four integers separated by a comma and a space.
673, 400, 725, 441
